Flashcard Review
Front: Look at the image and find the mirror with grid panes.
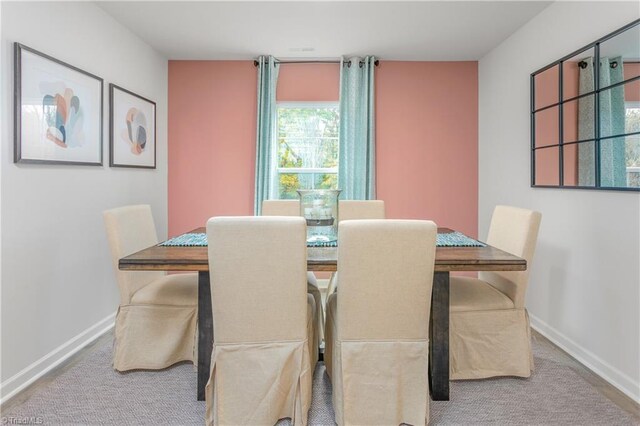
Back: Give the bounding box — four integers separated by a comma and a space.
531, 19, 640, 191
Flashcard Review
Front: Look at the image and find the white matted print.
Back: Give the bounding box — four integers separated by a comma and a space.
15, 43, 103, 165
109, 84, 156, 169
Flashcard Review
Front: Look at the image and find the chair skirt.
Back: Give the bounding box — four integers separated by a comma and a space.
113, 304, 197, 371
450, 308, 533, 380
325, 294, 429, 426
308, 279, 324, 351
205, 296, 315, 425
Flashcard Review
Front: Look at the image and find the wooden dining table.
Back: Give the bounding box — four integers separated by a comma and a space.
119, 227, 526, 402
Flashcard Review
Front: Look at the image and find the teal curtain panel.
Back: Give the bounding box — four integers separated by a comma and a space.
578, 56, 626, 187
338, 56, 376, 200
254, 55, 280, 214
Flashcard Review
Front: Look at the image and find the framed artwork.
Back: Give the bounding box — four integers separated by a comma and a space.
14, 43, 103, 165
109, 84, 156, 169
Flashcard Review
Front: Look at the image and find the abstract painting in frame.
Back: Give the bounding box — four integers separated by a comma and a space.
109, 84, 156, 169
14, 43, 103, 165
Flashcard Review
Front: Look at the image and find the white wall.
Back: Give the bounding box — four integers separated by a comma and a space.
479, 2, 640, 401
0, 3, 4, 398
0, 2, 168, 401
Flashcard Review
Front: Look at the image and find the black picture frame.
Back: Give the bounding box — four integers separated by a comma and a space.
109, 83, 157, 169
14, 43, 104, 166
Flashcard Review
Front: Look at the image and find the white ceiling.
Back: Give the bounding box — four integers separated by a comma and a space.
96, 1, 552, 61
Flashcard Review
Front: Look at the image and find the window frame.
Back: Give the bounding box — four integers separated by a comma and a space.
273, 101, 339, 199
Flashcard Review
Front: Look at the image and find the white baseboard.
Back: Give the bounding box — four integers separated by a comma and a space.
530, 313, 640, 403
0, 312, 116, 405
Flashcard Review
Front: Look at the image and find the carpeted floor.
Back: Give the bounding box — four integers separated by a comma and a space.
3, 333, 637, 425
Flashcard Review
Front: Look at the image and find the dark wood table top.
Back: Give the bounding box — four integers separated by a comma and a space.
120, 227, 526, 273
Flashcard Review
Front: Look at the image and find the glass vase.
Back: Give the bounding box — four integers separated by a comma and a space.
297, 189, 341, 244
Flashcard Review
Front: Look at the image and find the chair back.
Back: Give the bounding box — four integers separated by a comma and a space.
480, 205, 542, 308
207, 216, 307, 343
261, 200, 300, 217
263, 199, 385, 222
103, 205, 165, 305
338, 200, 385, 222
337, 220, 437, 341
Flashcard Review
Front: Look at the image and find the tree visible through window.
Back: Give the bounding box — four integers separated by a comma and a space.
625, 102, 640, 187
276, 103, 339, 199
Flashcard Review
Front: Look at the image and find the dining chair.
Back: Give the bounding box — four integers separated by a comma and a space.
325, 219, 437, 426
338, 199, 386, 222
103, 205, 198, 371
261, 199, 300, 216
325, 200, 386, 297
262, 199, 322, 363
261, 199, 386, 221
449, 205, 542, 379
205, 216, 316, 425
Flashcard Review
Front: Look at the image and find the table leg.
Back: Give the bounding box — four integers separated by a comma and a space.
429, 271, 450, 401
197, 271, 212, 401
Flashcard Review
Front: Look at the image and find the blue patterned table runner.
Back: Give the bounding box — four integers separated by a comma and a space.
437, 231, 485, 247
160, 231, 485, 248
160, 233, 208, 247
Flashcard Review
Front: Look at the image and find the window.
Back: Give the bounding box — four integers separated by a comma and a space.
275, 102, 339, 199
625, 101, 640, 187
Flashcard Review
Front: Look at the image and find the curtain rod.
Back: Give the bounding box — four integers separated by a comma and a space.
253, 59, 379, 67
578, 59, 618, 69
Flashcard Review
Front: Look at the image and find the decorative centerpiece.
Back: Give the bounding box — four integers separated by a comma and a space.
297, 189, 341, 244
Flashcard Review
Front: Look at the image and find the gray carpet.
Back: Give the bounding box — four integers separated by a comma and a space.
3, 334, 636, 425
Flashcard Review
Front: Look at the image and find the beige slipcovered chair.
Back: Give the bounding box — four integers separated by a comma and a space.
262, 199, 323, 355
103, 205, 198, 371
326, 200, 386, 297
325, 220, 437, 425
450, 205, 542, 380
338, 199, 386, 222
261, 199, 300, 216
205, 216, 316, 425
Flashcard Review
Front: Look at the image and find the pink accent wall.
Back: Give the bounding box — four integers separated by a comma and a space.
535, 106, 560, 148
376, 61, 478, 237
168, 61, 257, 236
535, 147, 560, 185
625, 64, 640, 102
535, 65, 559, 110
168, 61, 479, 240
277, 63, 339, 101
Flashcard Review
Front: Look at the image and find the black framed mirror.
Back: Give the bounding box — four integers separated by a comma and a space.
531, 19, 640, 191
